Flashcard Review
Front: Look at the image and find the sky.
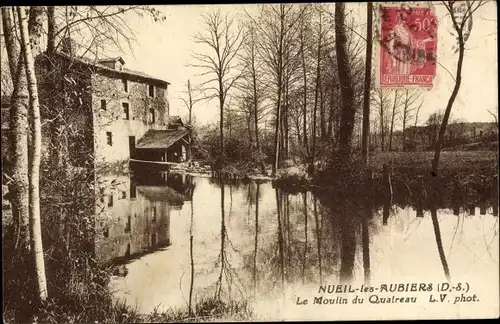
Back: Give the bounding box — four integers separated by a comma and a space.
2, 3, 496, 126
111, 2, 497, 127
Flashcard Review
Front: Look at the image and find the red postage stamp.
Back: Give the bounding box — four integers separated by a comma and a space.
377, 4, 438, 89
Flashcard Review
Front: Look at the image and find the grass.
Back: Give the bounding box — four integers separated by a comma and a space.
369, 151, 498, 174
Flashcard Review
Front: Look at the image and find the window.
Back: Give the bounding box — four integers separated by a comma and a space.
149, 108, 155, 124
122, 103, 129, 120
103, 227, 109, 238
122, 191, 127, 199
101, 99, 107, 110
106, 132, 113, 146
122, 78, 128, 92
108, 194, 114, 207
125, 214, 131, 233
149, 84, 155, 97
152, 206, 156, 222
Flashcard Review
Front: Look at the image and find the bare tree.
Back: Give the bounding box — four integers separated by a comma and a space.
17, 6, 48, 302
371, 88, 390, 151
388, 90, 402, 151
334, 3, 356, 159
401, 89, 423, 151
2, 7, 30, 251
245, 4, 306, 175
238, 20, 268, 173
432, 1, 488, 174
361, 2, 374, 163
191, 10, 243, 169
310, 5, 328, 174
178, 79, 204, 161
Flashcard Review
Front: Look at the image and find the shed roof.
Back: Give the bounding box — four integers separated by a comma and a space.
136, 129, 190, 149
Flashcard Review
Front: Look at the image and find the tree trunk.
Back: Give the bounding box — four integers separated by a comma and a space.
218, 78, 224, 165
361, 2, 373, 164
300, 25, 310, 158
188, 80, 193, 161
47, 6, 56, 54
2, 7, 19, 78
3, 7, 30, 251
401, 90, 409, 151
18, 6, 48, 302
432, 35, 465, 174
311, 11, 322, 174
388, 90, 398, 151
272, 6, 285, 176
379, 98, 385, 151
334, 3, 356, 159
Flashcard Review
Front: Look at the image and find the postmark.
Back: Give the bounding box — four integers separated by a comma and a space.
376, 3, 438, 89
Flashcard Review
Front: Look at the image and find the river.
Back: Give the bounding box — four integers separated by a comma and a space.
94, 171, 499, 321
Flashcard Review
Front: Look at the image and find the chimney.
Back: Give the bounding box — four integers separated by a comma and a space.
98, 57, 125, 71
61, 37, 76, 56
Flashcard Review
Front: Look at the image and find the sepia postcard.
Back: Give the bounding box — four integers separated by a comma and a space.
1, 2, 498, 322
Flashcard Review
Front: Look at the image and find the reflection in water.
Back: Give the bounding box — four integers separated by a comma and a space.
105, 174, 499, 319
313, 196, 323, 285
215, 184, 226, 300
275, 189, 285, 290
95, 172, 193, 266
302, 192, 308, 284
430, 199, 451, 282
253, 183, 259, 295
188, 177, 195, 316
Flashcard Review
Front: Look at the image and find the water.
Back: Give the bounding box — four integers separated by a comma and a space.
95, 172, 499, 320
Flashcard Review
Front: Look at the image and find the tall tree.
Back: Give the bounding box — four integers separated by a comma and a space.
2, 6, 30, 250
238, 20, 267, 173
432, 1, 487, 174
191, 10, 243, 169
388, 90, 402, 151
372, 88, 390, 151
310, 6, 325, 174
245, 4, 306, 175
334, 3, 356, 159
401, 89, 423, 151
361, 2, 373, 164
179, 79, 203, 161
17, 6, 48, 302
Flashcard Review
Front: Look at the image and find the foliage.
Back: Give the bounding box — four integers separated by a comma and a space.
196, 122, 272, 176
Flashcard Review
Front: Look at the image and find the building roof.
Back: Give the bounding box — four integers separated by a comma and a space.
136, 185, 186, 206
51, 51, 170, 87
136, 129, 190, 149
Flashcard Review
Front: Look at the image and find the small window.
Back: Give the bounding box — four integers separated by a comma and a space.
122, 103, 129, 120
152, 206, 156, 222
125, 214, 131, 233
122, 191, 127, 199
122, 78, 128, 92
106, 132, 113, 146
149, 85, 155, 97
103, 227, 109, 238
101, 99, 107, 110
108, 194, 114, 207
149, 109, 155, 124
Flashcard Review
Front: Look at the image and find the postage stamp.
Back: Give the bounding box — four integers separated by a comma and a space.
377, 3, 438, 89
